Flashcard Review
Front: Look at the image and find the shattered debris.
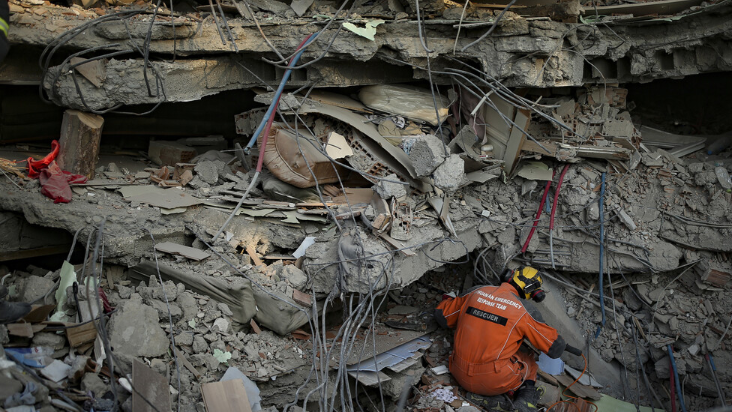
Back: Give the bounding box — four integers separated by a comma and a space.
1, 0, 732, 410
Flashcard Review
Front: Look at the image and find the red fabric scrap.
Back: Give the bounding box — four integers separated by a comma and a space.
27, 140, 60, 178
38, 161, 87, 203
97, 287, 114, 313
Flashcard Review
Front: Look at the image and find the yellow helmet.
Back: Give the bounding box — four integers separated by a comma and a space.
510, 267, 546, 302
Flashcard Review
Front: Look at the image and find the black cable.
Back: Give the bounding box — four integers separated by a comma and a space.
460, 0, 518, 52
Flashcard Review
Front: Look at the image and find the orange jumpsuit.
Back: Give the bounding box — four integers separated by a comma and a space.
435, 283, 566, 396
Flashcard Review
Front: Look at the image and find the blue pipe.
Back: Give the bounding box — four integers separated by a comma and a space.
244, 34, 319, 153
668, 345, 688, 412
594, 172, 606, 339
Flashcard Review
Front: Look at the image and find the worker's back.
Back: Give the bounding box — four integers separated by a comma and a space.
452, 283, 530, 365
436, 282, 562, 369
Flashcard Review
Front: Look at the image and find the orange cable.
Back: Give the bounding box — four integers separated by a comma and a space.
546, 354, 598, 412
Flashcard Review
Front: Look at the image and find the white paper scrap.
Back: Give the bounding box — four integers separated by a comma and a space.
293, 237, 316, 259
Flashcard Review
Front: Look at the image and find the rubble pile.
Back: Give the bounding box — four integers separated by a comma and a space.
1, 0, 732, 405
0, 77, 731, 411
0, 263, 307, 411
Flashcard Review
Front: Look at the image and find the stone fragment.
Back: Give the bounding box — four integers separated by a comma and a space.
176, 292, 198, 322
194, 161, 220, 185
117, 285, 132, 299
149, 299, 183, 322
614, 344, 648, 372
715, 166, 732, 189
191, 353, 219, 372
217, 303, 233, 317
32, 332, 66, 350
108, 302, 169, 357
615, 207, 637, 231
688, 162, 705, 173
18, 276, 55, 304
280, 265, 308, 290
213, 318, 230, 333
373, 173, 407, 199
81, 373, 109, 397
407, 134, 449, 177
193, 335, 208, 353
433, 154, 464, 192
176, 332, 194, 346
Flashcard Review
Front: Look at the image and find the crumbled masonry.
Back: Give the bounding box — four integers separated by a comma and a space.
1, 0, 732, 411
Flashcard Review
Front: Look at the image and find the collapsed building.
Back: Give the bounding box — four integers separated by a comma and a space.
0, 0, 731, 409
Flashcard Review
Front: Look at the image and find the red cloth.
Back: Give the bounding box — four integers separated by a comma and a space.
38, 161, 86, 203
27, 140, 60, 178
27, 141, 87, 203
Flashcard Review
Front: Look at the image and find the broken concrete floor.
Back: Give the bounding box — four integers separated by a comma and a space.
1, 0, 732, 409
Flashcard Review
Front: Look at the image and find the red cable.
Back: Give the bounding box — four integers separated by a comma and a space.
521, 169, 556, 254
255, 34, 314, 173
549, 164, 571, 231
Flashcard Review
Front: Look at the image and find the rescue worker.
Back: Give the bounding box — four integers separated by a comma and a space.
435, 266, 580, 412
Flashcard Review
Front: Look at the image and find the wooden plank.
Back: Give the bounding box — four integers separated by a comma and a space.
66, 322, 98, 348
249, 319, 262, 335
7, 323, 34, 338
292, 289, 312, 307
132, 359, 171, 412
554, 373, 602, 400
22, 304, 56, 323
57, 109, 104, 179
245, 245, 263, 267
201, 380, 252, 412
173, 347, 202, 381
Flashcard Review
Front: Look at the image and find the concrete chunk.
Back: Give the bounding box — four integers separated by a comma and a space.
432, 154, 464, 192
373, 174, 407, 200
407, 134, 449, 177
108, 302, 169, 357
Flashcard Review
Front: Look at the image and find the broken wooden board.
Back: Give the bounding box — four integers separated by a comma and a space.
201, 380, 252, 412
22, 304, 56, 323
155, 241, 210, 261
554, 373, 602, 400
7, 323, 34, 338
245, 245, 263, 266
66, 322, 97, 348
174, 347, 202, 381
132, 359, 172, 412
